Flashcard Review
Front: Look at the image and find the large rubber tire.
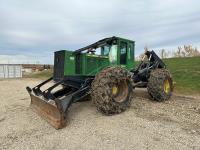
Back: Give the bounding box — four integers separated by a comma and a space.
147, 69, 173, 102
91, 66, 133, 115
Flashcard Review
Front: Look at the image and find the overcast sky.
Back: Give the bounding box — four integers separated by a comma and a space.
0, 0, 200, 64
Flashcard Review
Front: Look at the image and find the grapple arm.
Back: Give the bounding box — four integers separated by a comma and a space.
131, 50, 166, 86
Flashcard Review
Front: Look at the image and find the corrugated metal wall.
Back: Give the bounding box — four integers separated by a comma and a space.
0, 64, 22, 78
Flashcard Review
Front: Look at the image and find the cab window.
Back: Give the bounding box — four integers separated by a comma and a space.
101, 46, 110, 56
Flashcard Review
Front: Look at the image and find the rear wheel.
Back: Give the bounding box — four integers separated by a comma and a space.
91, 66, 133, 115
147, 69, 173, 101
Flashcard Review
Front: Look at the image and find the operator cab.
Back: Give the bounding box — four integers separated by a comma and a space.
105, 38, 134, 68
85, 37, 135, 69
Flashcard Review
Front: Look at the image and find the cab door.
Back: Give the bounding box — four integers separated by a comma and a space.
126, 42, 135, 70
119, 41, 128, 65
118, 40, 135, 70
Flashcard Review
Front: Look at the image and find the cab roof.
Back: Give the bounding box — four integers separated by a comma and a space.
74, 36, 135, 54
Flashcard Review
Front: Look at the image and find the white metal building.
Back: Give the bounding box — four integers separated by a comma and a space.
0, 64, 22, 78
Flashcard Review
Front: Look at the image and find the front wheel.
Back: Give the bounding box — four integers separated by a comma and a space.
91, 66, 133, 115
147, 69, 173, 101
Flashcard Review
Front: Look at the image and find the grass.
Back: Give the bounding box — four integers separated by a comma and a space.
163, 57, 200, 94
29, 70, 53, 79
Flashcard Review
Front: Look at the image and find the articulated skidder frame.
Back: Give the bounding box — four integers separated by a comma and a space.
26, 36, 173, 129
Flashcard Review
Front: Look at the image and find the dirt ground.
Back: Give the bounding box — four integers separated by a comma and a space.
0, 79, 200, 150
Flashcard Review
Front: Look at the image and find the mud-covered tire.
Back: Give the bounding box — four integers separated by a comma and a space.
91, 66, 133, 115
147, 69, 173, 101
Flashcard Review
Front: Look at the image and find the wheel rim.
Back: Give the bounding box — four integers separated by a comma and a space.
112, 86, 118, 95
112, 80, 129, 103
164, 79, 170, 94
